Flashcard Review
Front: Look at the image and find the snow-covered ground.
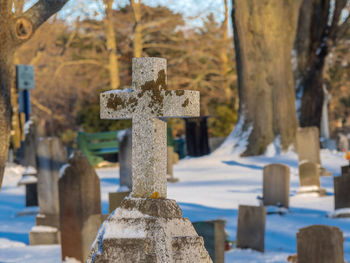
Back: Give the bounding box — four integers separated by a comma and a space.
0, 149, 349, 262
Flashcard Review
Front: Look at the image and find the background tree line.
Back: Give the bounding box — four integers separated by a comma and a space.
15, 2, 237, 145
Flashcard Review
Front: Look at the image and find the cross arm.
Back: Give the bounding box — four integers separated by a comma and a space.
100, 89, 136, 120
161, 90, 200, 118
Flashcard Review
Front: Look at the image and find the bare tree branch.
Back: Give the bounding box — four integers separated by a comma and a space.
23, 0, 69, 31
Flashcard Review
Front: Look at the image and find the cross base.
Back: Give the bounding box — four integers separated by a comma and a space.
87, 198, 213, 263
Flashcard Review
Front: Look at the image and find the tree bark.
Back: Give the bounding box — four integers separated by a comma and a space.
221, 0, 231, 101
104, 0, 120, 90
0, 0, 69, 189
296, 0, 349, 128
131, 0, 142, 58
231, 0, 301, 156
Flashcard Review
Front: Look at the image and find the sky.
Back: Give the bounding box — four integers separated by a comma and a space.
24, 0, 232, 28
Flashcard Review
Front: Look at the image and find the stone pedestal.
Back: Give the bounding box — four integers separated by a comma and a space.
88, 198, 212, 263
298, 162, 326, 196
29, 225, 60, 245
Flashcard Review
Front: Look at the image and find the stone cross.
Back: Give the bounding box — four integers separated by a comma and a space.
101, 57, 199, 198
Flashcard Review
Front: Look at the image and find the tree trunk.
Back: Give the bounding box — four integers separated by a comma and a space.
131, 0, 142, 58
0, 0, 69, 189
0, 54, 14, 189
221, 0, 232, 102
104, 0, 120, 90
231, 0, 301, 156
296, 0, 348, 128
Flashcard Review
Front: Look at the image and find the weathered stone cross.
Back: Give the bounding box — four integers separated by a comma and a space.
100, 57, 199, 198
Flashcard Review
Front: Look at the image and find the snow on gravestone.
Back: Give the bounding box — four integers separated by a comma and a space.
59, 151, 103, 262
236, 205, 266, 252
298, 161, 326, 195
87, 57, 212, 263
297, 225, 344, 263
29, 137, 67, 245
263, 164, 290, 208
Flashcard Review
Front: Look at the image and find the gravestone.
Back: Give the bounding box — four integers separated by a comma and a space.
263, 164, 290, 208
18, 166, 38, 207
193, 220, 225, 263
296, 127, 331, 177
88, 57, 212, 262
108, 191, 130, 213
334, 174, 350, 217
341, 165, 350, 176
297, 225, 344, 263
59, 151, 103, 262
118, 128, 132, 190
296, 127, 321, 164
167, 146, 179, 182
108, 129, 132, 213
185, 116, 210, 157
298, 161, 326, 195
29, 137, 67, 245
20, 118, 39, 207
236, 205, 266, 252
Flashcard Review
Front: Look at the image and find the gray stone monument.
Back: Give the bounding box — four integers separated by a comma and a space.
236, 205, 266, 252
88, 57, 212, 262
263, 164, 290, 208
193, 220, 226, 263
108, 129, 132, 213
296, 127, 321, 164
59, 151, 103, 262
118, 128, 132, 190
167, 146, 179, 183
296, 127, 331, 176
29, 137, 67, 245
298, 161, 326, 195
341, 165, 350, 176
297, 225, 344, 263
334, 174, 350, 217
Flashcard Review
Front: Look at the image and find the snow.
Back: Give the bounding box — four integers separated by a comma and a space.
117, 129, 127, 141
329, 208, 350, 218
63, 256, 81, 263
59, 164, 70, 179
117, 185, 130, 192
30, 226, 58, 233
24, 120, 33, 136
24, 166, 37, 175
18, 175, 37, 185
212, 115, 252, 157
1, 149, 350, 262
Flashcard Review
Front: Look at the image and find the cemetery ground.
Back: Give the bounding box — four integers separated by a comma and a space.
0, 147, 349, 262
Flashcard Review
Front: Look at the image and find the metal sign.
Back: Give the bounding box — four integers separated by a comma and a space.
16, 65, 34, 90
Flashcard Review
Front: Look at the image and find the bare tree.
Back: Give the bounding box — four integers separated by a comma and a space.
296, 0, 349, 128
0, 0, 69, 189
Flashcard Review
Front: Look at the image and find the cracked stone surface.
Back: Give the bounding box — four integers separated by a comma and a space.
87, 198, 213, 263
100, 57, 200, 198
